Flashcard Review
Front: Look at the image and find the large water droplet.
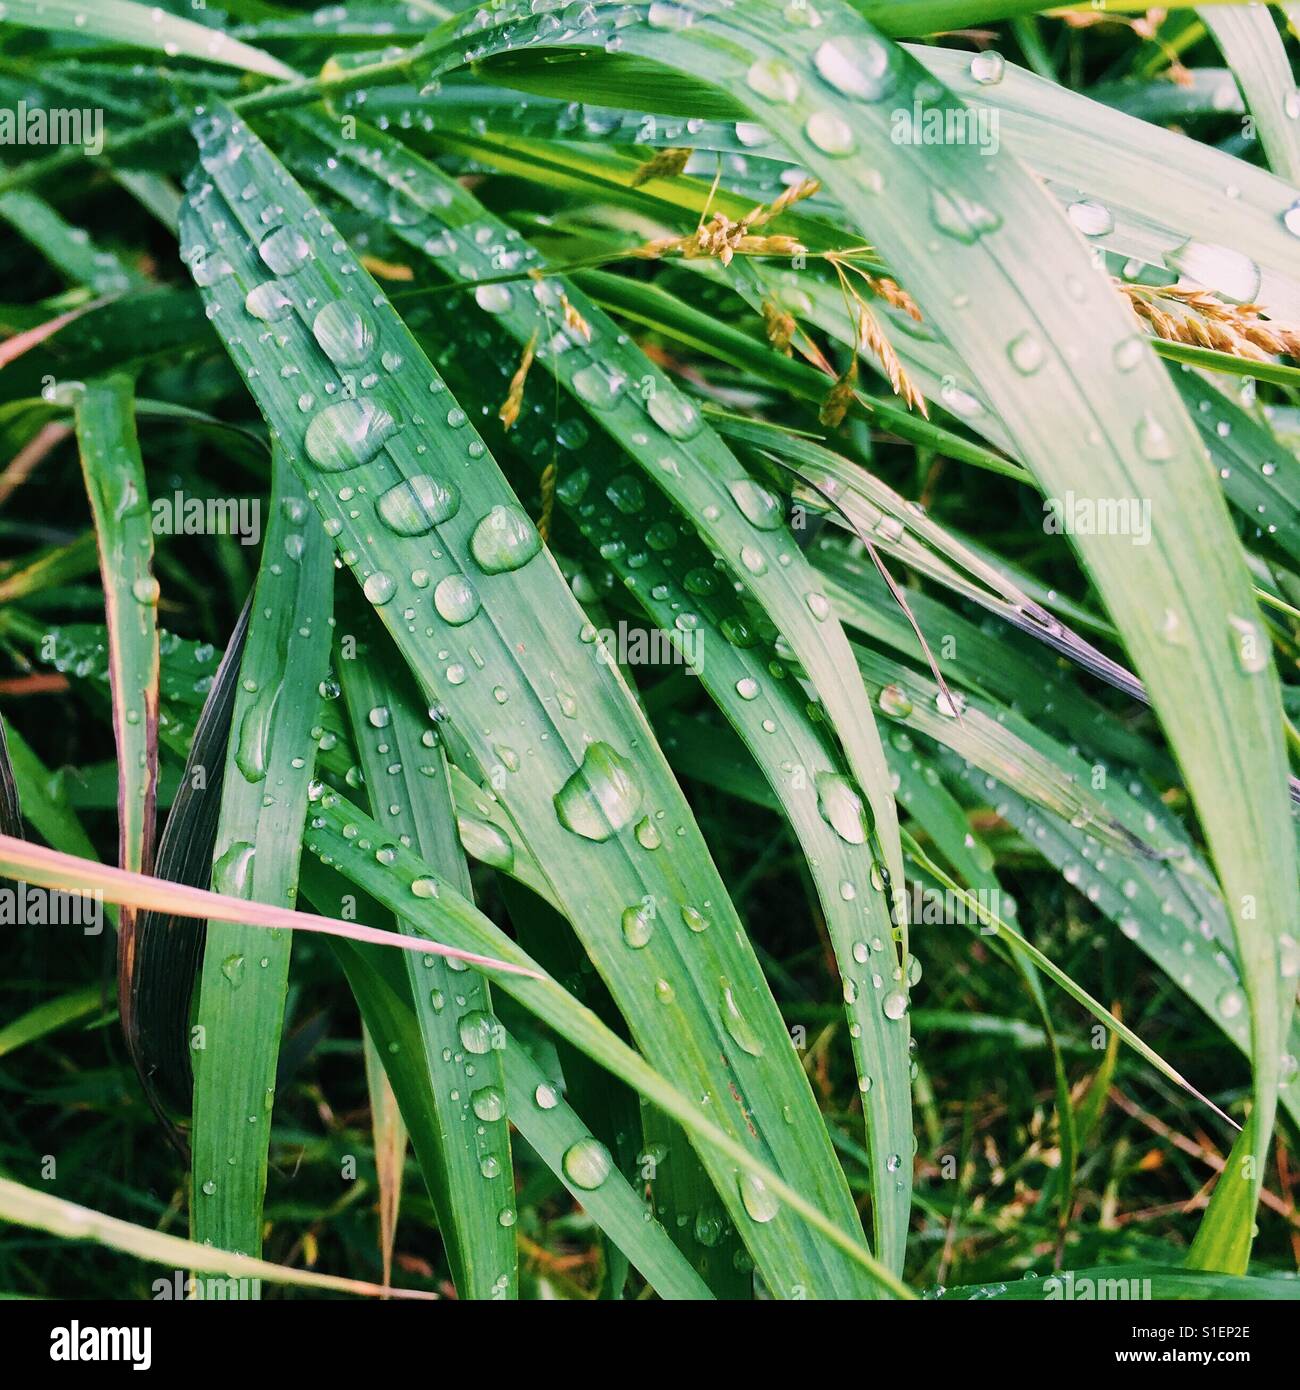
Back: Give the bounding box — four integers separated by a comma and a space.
259, 226, 311, 275
729, 478, 783, 529
621, 902, 655, 949
815, 771, 871, 844
312, 302, 376, 367
377, 474, 459, 533
562, 1137, 612, 1190
459, 1010, 500, 1054
304, 399, 398, 471
738, 1171, 779, 1223
554, 742, 643, 841
806, 110, 856, 156
747, 57, 800, 104
1163, 239, 1261, 304
719, 977, 765, 1057
930, 188, 1001, 243
433, 573, 481, 625
470, 505, 542, 573
813, 36, 894, 102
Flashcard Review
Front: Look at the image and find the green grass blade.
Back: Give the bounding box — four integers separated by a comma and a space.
190, 454, 333, 1276
335, 607, 518, 1299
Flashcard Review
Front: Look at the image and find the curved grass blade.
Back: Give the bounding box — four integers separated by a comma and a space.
0, 1176, 439, 1300
0, 0, 297, 81
1199, 6, 1300, 183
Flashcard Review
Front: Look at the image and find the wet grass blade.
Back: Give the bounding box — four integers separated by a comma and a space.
71, 374, 160, 1092
335, 606, 518, 1300
189, 454, 333, 1272
0, 0, 296, 80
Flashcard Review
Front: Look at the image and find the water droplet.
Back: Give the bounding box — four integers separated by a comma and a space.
304, 399, 398, 471
312, 302, 376, 367
747, 58, 799, 104
1007, 332, 1044, 375
729, 478, 783, 529
930, 188, 1001, 243
621, 903, 655, 948
245, 281, 293, 322
813, 36, 894, 102
878, 683, 912, 718
1164, 239, 1261, 303
816, 771, 871, 844
738, 1171, 779, 1223
459, 1010, 499, 1054
554, 742, 643, 841
534, 1082, 559, 1109
1135, 410, 1173, 462
363, 571, 396, 605
562, 1137, 612, 1190
1067, 200, 1113, 237
472, 1085, 506, 1122
806, 110, 856, 155
221, 953, 246, 988
969, 51, 1004, 84
259, 225, 311, 275
470, 505, 542, 573
377, 474, 460, 533
474, 283, 512, 314
1216, 984, 1244, 1020
719, 977, 765, 1056
647, 390, 702, 439
882, 989, 909, 1020
434, 573, 481, 624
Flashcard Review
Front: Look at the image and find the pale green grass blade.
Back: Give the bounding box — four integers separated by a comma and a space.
180, 101, 877, 1298
361, 1025, 407, 1290
0, 1176, 438, 1299
0, 0, 297, 80
190, 454, 333, 1275
914, 44, 1300, 318
1199, 5, 1300, 182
